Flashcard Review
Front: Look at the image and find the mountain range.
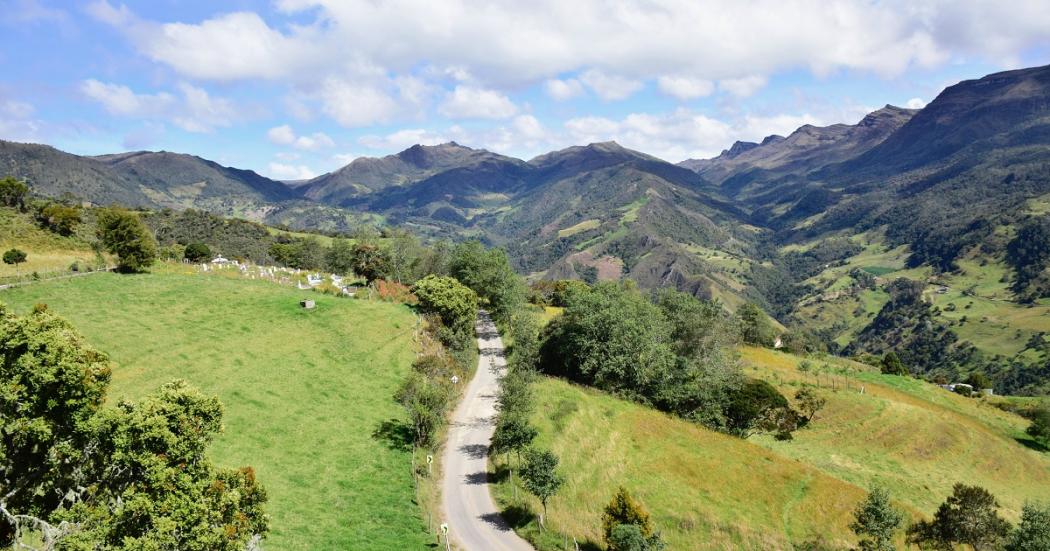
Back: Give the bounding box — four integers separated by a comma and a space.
5, 64, 1050, 387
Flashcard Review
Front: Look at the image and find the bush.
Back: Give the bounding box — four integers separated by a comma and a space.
412, 275, 478, 348
183, 242, 212, 262
38, 203, 81, 235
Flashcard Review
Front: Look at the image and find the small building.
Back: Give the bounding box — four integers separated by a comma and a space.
211, 255, 231, 264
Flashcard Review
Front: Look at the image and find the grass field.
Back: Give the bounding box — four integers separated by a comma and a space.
491, 377, 870, 550
740, 347, 1050, 519
0, 269, 431, 550
491, 345, 1050, 550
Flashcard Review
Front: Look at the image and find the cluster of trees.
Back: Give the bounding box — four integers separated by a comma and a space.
492, 312, 566, 529
1007, 217, 1050, 303
540, 282, 802, 439
400, 276, 479, 449
0, 304, 267, 549
0, 176, 28, 210
448, 241, 525, 325
846, 483, 1050, 551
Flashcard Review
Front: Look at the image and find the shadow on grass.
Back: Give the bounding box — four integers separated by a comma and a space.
496, 501, 603, 550
1015, 435, 1049, 453
372, 418, 414, 452
489, 463, 510, 484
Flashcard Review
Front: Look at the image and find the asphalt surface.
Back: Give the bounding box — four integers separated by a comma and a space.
440, 312, 534, 551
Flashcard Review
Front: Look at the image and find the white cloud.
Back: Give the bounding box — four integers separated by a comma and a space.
544, 78, 584, 101
267, 124, 296, 145
718, 75, 768, 98
267, 124, 335, 150
93, 0, 1050, 90
657, 75, 714, 100
80, 79, 174, 117
1, 99, 34, 119
579, 69, 643, 101
906, 97, 927, 109
319, 78, 399, 127
267, 161, 317, 180
79, 79, 239, 133
173, 83, 237, 132
438, 86, 517, 119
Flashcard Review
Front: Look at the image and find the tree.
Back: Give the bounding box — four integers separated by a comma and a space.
387, 230, 422, 284
351, 242, 392, 283
411, 275, 479, 349
850, 486, 904, 551
0, 306, 267, 549
795, 387, 827, 425
491, 414, 537, 494
0, 177, 28, 210
96, 208, 157, 272
183, 242, 212, 263
965, 372, 992, 391
608, 523, 666, 551
395, 372, 449, 448
737, 303, 775, 347
725, 378, 791, 438
0, 304, 112, 544
449, 241, 525, 325
1006, 502, 1050, 551
3, 248, 27, 271
325, 238, 355, 275
798, 360, 814, 384
907, 484, 1012, 551
541, 282, 675, 398
519, 448, 563, 529
880, 352, 908, 376
1026, 406, 1050, 447
602, 487, 654, 546
39, 204, 81, 236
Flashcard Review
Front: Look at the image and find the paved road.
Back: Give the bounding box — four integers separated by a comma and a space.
441, 312, 534, 551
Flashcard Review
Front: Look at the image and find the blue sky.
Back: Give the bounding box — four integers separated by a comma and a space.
1, 0, 1049, 180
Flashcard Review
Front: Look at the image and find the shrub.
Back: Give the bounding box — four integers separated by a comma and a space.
183, 242, 212, 262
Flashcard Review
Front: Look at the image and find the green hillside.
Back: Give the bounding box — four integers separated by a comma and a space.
0, 268, 429, 550
740, 347, 1050, 518
0, 207, 101, 280
492, 347, 1050, 550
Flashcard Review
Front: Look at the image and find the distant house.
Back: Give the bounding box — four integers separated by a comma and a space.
211, 256, 231, 264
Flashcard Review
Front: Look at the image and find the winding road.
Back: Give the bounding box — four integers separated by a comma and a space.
440, 312, 534, 551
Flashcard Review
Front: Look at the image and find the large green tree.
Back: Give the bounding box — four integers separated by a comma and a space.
541, 282, 675, 399
850, 486, 904, 551
411, 275, 479, 349
96, 208, 157, 272
449, 241, 525, 325
0, 305, 267, 549
907, 484, 1012, 551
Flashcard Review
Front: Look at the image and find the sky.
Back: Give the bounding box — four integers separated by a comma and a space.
1, 1, 1049, 181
